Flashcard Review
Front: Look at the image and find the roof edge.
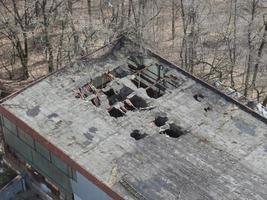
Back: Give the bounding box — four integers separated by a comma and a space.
0, 36, 122, 104
0, 106, 125, 200
120, 36, 267, 124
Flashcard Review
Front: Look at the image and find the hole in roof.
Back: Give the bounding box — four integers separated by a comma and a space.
91, 97, 101, 107
131, 77, 165, 99
130, 130, 148, 140
104, 86, 134, 106
74, 72, 115, 100
131, 79, 147, 88
129, 64, 167, 99
193, 93, 205, 102
119, 86, 134, 99
124, 100, 135, 111
146, 87, 165, 99
103, 88, 115, 97
154, 112, 168, 127
92, 73, 113, 89
129, 95, 148, 109
160, 124, 186, 138
204, 106, 212, 112
112, 66, 132, 78
109, 107, 125, 118
128, 64, 146, 71
128, 55, 146, 71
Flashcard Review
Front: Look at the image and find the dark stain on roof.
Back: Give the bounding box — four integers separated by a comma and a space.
26, 105, 40, 117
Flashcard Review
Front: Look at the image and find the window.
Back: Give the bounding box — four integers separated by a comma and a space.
18, 128, 34, 148
35, 141, 51, 161
0, 115, 3, 126
51, 153, 68, 175
2, 116, 17, 135
68, 167, 77, 182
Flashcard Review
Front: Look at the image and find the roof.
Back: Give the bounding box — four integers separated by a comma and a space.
2, 38, 267, 200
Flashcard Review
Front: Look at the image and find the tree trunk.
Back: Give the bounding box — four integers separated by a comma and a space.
41, 0, 54, 73
87, 0, 92, 22
171, 0, 175, 40
251, 19, 267, 89
244, 0, 257, 97
230, 0, 237, 87
263, 96, 267, 106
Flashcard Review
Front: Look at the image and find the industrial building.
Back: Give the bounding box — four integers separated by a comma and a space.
0, 37, 267, 200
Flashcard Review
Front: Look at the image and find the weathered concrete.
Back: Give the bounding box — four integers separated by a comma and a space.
1, 38, 267, 200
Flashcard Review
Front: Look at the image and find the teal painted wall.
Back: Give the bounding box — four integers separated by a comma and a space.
1, 116, 73, 196
1, 115, 114, 200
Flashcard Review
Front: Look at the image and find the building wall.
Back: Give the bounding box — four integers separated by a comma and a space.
71, 172, 112, 200
0, 175, 26, 200
0, 115, 112, 200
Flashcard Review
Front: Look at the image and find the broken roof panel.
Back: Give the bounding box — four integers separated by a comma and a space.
1, 38, 267, 200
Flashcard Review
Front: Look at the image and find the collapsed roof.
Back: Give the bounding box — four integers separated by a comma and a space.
1, 37, 267, 200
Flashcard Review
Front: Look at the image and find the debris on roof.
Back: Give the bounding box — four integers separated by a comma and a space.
2, 38, 267, 200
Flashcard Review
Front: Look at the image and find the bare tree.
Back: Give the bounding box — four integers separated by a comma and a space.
0, 0, 32, 79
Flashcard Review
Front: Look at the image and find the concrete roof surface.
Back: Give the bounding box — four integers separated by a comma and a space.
2, 39, 267, 200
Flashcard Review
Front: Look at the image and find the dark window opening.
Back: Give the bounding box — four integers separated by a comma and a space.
193, 93, 205, 102
130, 130, 148, 140
160, 124, 185, 138
154, 113, 168, 127
109, 107, 125, 118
